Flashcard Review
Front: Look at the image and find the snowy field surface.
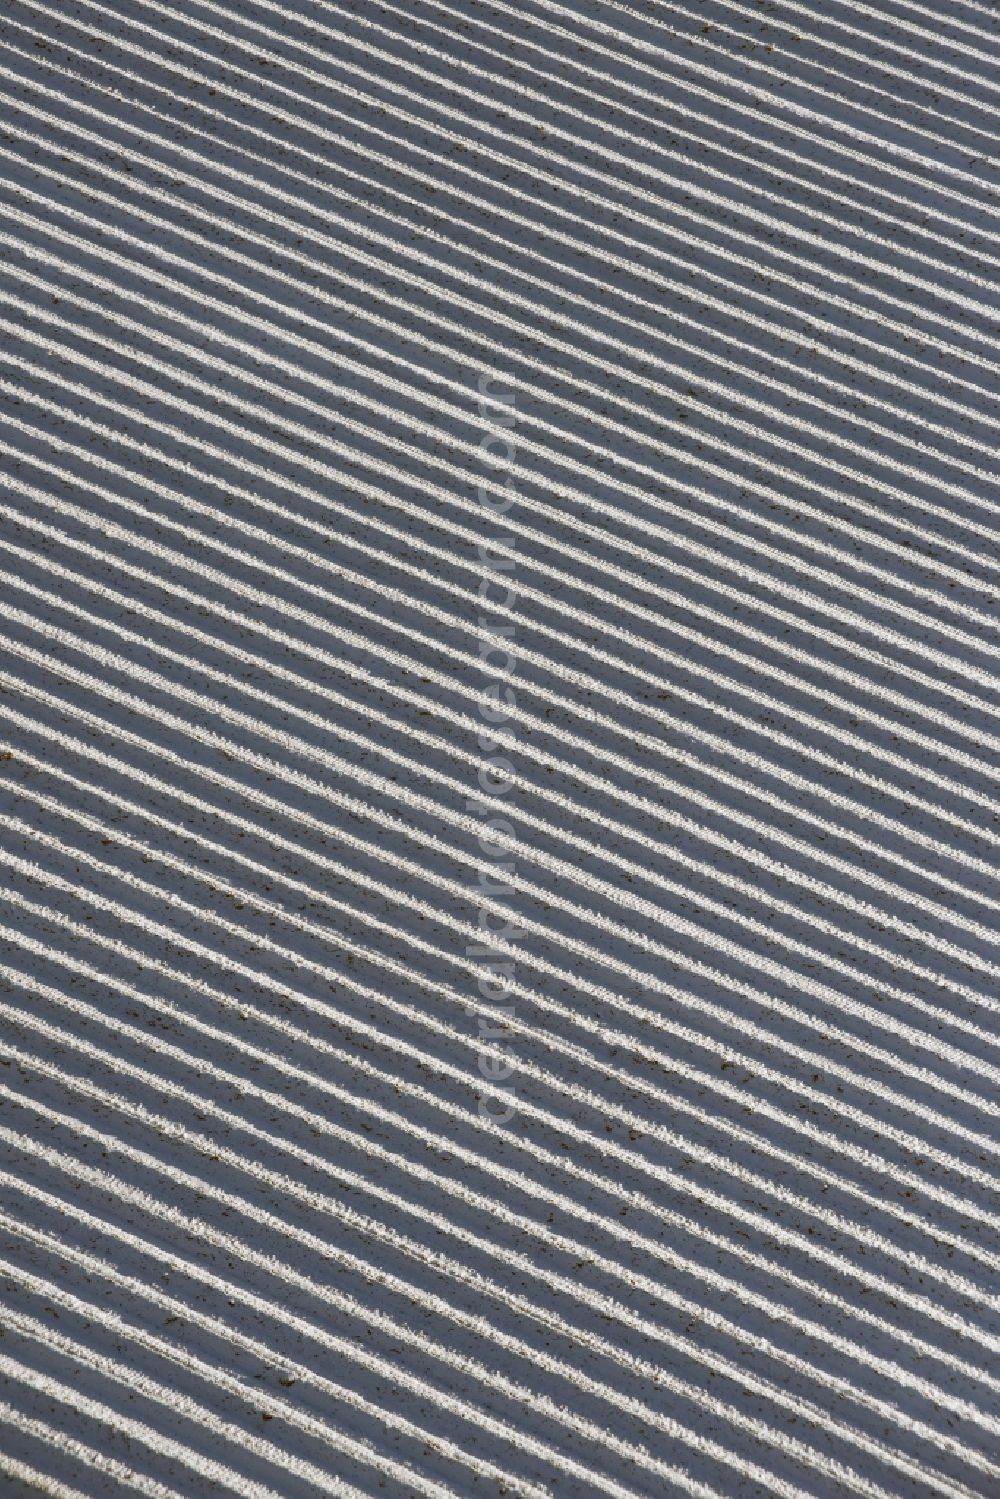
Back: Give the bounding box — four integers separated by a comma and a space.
0, 0, 998, 1495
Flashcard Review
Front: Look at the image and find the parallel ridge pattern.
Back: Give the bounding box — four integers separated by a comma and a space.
0, 0, 998, 1494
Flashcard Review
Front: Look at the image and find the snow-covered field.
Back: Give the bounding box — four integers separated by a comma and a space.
0, 0, 997, 1495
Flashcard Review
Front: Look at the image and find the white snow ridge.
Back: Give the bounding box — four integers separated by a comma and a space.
0, 0, 997, 1494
